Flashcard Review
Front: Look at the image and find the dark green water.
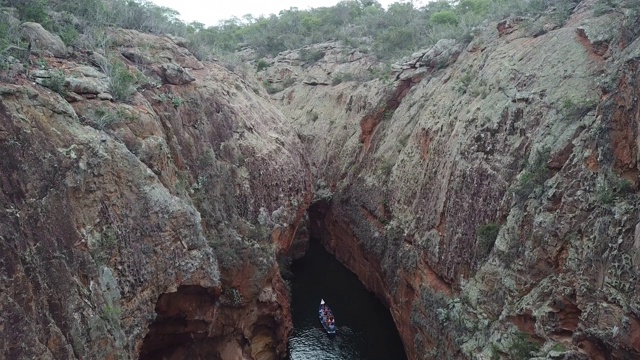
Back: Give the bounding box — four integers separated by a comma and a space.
287, 239, 407, 360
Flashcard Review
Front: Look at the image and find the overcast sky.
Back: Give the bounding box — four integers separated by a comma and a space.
149, 0, 426, 26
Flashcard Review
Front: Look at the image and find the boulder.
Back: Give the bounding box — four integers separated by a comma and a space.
165, 34, 190, 48
109, 29, 204, 70
66, 77, 109, 95
161, 63, 195, 85
20, 22, 67, 58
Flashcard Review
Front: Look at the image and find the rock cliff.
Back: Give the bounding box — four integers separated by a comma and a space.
265, 0, 640, 359
0, 27, 312, 359
2, 0, 640, 359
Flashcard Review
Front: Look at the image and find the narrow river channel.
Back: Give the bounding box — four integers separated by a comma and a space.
287, 239, 408, 360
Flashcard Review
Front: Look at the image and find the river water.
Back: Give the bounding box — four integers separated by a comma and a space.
287, 239, 407, 360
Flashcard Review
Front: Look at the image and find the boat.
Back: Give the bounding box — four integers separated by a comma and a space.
319, 299, 337, 335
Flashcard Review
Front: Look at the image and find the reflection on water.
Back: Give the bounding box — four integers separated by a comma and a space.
288, 239, 407, 360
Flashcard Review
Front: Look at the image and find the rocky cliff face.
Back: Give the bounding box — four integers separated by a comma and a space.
3, 1, 640, 359
266, 0, 640, 359
0, 27, 311, 359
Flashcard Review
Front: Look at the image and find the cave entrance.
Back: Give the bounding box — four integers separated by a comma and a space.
139, 285, 223, 360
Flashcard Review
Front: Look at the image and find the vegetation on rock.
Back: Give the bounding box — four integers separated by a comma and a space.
0, 0, 611, 65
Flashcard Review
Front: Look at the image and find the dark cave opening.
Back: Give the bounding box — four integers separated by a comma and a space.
139, 285, 221, 360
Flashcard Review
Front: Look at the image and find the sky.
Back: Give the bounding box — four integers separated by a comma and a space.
149, 0, 426, 26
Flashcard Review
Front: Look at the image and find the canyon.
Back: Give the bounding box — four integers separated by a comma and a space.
1, 0, 640, 359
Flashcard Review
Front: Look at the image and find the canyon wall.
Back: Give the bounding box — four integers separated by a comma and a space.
267, 1, 640, 358
0, 27, 312, 359
2, 1, 640, 359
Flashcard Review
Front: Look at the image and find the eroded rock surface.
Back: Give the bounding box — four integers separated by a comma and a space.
0, 28, 311, 360
271, 1, 640, 359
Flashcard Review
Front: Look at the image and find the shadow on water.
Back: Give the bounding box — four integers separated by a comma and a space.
288, 239, 407, 360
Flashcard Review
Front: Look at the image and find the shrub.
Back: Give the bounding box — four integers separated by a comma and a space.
299, 48, 325, 64
456, 70, 474, 94
41, 70, 67, 95
618, 178, 635, 194
509, 332, 540, 359
430, 11, 459, 26
383, 108, 395, 120
561, 97, 598, 121
458, 0, 491, 15
373, 27, 415, 56
90, 106, 138, 130
0, 18, 14, 52
263, 80, 279, 94
551, 342, 567, 352
332, 72, 355, 85
597, 184, 615, 205
513, 147, 551, 199
593, 0, 616, 16
56, 24, 79, 46
256, 58, 270, 71
221, 287, 244, 307
171, 96, 183, 109
103, 58, 137, 102
13, 0, 50, 25
477, 223, 500, 258
598, 175, 636, 205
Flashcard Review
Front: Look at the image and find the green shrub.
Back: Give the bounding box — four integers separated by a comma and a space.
103, 59, 137, 102
41, 70, 67, 95
477, 223, 500, 257
13, 0, 50, 25
263, 80, 279, 94
171, 96, 183, 109
597, 184, 615, 205
593, 0, 616, 16
561, 97, 598, 121
332, 72, 355, 85
509, 332, 540, 358
90, 106, 138, 130
56, 24, 79, 46
383, 108, 395, 120
0, 19, 13, 51
373, 27, 415, 56
490, 344, 501, 360
431, 11, 459, 26
513, 147, 551, 199
598, 175, 636, 205
456, 70, 474, 94
300, 48, 325, 64
618, 178, 635, 194
458, 0, 491, 15
551, 342, 567, 352
256, 58, 270, 71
